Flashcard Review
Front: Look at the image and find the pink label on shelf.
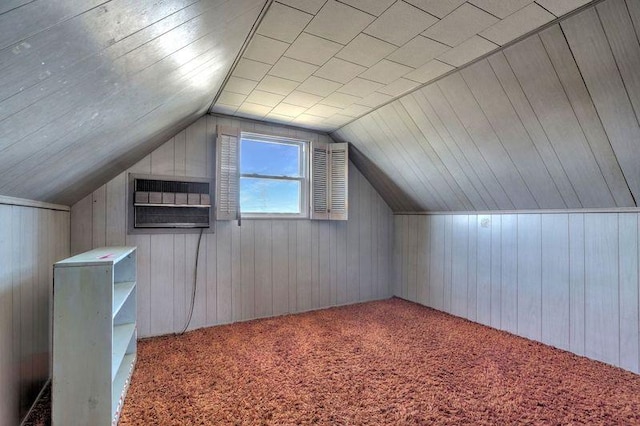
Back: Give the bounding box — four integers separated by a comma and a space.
98, 253, 114, 259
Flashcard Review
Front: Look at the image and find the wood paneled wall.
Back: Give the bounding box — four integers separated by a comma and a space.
393, 211, 640, 373
334, 0, 640, 212
71, 115, 393, 338
0, 201, 69, 425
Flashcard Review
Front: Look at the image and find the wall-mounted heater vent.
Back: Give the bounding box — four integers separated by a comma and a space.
131, 175, 212, 230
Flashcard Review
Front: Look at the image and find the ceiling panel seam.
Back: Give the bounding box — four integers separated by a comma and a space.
591, 2, 640, 206
550, 24, 632, 207
536, 30, 618, 207
207, 0, 274, 113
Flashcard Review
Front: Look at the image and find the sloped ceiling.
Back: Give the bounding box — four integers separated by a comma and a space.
211, 0, 594, 131
4, 0, 637, 214
0, 0, 267, 205
333, 0, 640, 212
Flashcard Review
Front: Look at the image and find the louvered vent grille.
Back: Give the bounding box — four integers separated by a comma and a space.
135, 206, 209, 227
133, 177, 211, 228
135, 179, 209, 194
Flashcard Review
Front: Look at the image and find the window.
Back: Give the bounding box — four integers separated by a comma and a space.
239, 133, 308, 218
215, 125, 348, 222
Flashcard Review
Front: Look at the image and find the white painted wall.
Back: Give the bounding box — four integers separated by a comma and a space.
394, 212, 640, 373
70, 115, 394, 338
0, 200, 70, 425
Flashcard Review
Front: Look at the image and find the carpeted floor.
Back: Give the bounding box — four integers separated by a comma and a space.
26, 298, 640, 425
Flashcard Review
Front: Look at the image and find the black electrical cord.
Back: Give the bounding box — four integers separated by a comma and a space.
179, 228, 204, 335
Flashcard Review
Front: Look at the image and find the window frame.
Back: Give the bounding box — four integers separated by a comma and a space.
238, 132, 309, 219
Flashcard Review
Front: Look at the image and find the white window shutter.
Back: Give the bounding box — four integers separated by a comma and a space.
215, 125, 240, 221
310, 141, 348, 221
329, 143, 348, 221
310, 141, 329, 220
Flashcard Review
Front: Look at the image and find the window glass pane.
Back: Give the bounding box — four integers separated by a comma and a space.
240, 177, 301, 214
241, 138, 302, 177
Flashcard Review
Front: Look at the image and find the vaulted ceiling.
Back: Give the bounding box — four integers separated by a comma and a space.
3, 0, 639, 214
333, 0, 640, 211
0, 0, 266, 205
211, 0, 593, 130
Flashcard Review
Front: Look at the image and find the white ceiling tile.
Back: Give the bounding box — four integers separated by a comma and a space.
364, 1, 439, 46
306, 104, 344, 117
243, 35, 290, 65
436, 36, 498, 66
322, 114, 353, 126
404, 0, 467, 18
255, 75, 300, 96
283, 90, 325, 107
295, 113, 326, 124
305, 0, 375, 44
321, 92, 361, 108
245, 90, 286, 107
377, 78, 420, 96
335, 34, 396, 67
278, 0, 327, 14
296, 76, 343, 96
271, 103, 308, 117
284, 32, 343, 66
233, 59, 272, 81
265, 113, 295, 123
386, 35, 450, 68
225, 76, 259, 95
341, 103, 372, 117
314, 58, 366, 83
359, 59, 413, 84
211, 104, 238, 115
337, 78, 384, 97
404, 59, 454, 83
469, 0, 533, 18
236, 102, 272, 118
357, 92, 393, 107
269, 57, 319, 82
338, 0, 396, 16
480, 3, 554, 45
257, 2, 313, 43
535, 0, 591, 17
422, 3, 498, 46
218, 92, 246, 107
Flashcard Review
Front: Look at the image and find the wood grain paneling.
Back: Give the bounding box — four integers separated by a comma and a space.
541, 214, 570, 350
394, 211, 640, 373
562, 2, 640, 204
70, 115, 393, 338
333, 0, 638, 212
0, 0, 266, 205
516, 214, 541, 341
584, 213, 619, 366
539, 24, 634, 208
0, 200, 69, 425
569, 213, 586, 355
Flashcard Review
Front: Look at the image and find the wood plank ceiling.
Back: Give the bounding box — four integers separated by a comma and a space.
211, 0, 593, 131
0, 0, 266, 205
333, 0, 640, 211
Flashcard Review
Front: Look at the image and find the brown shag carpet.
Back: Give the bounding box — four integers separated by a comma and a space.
25, 298, 640, 425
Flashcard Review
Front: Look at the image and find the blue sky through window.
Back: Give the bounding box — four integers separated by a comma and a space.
241, 139, 302, 176
239, 137, 304, 214
240, 178, 300, 213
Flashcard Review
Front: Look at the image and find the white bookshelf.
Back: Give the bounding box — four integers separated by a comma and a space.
53, 247, 137, 426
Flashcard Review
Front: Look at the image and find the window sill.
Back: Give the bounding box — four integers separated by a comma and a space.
239, 213, 309, 220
